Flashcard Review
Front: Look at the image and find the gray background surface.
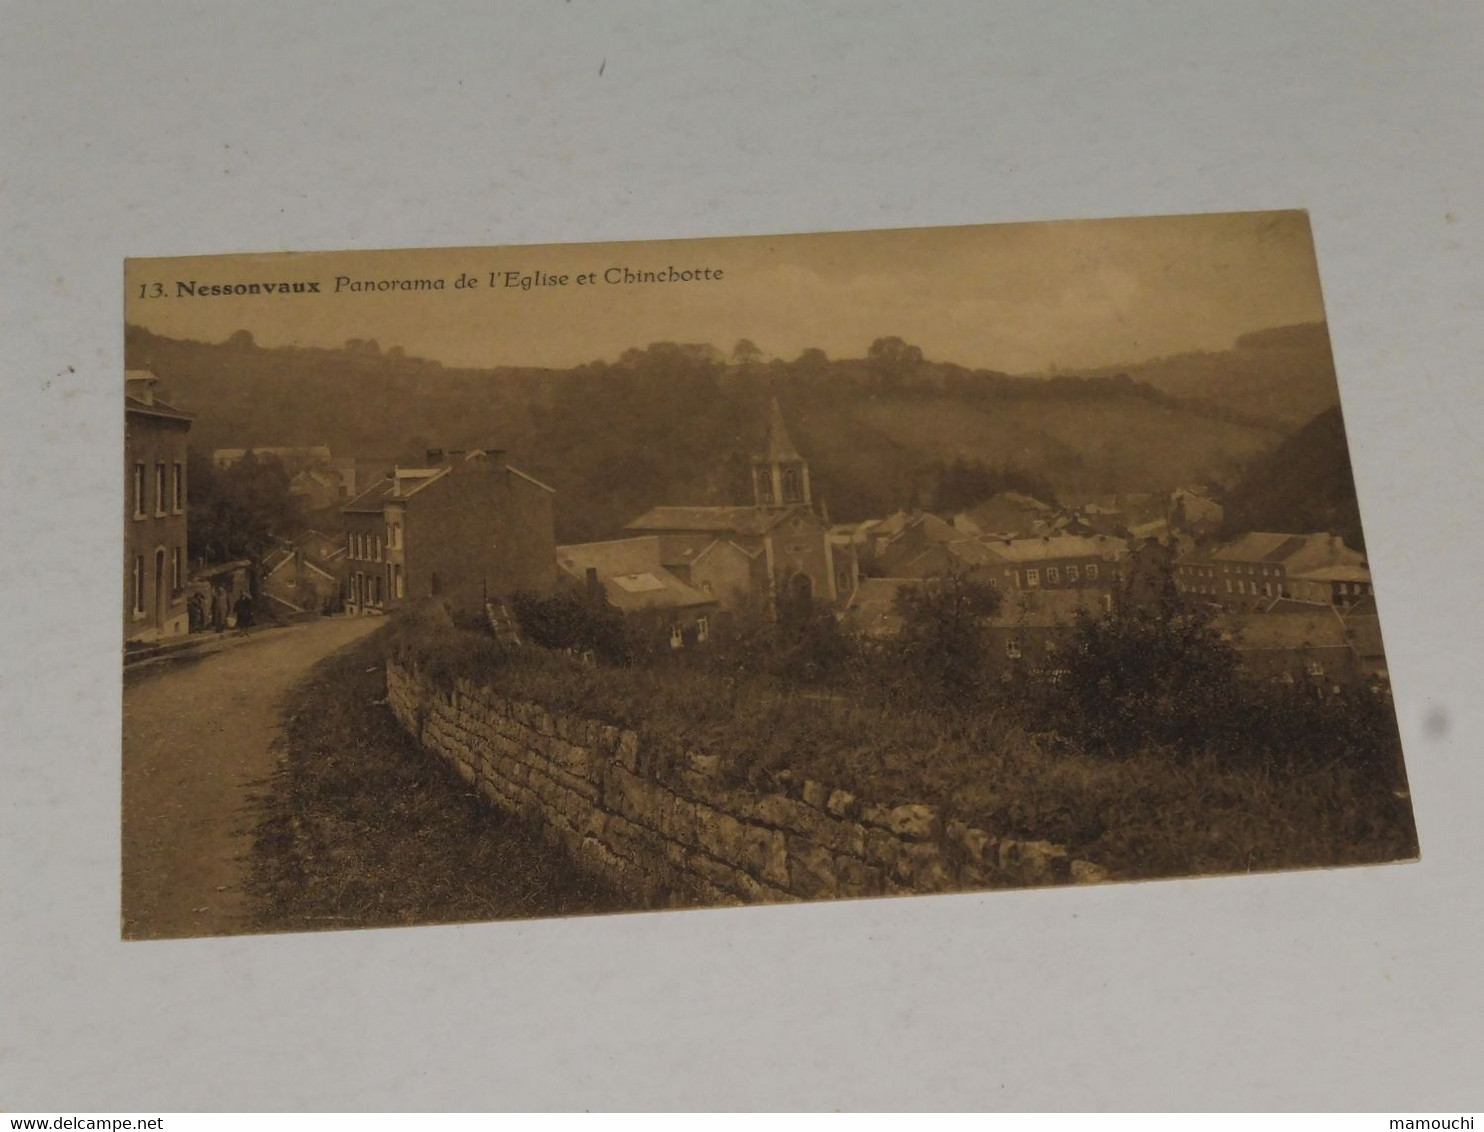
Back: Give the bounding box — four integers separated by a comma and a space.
2, 0, 1480, 1111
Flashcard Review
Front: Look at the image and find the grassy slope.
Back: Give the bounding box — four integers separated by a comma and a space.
396, 632, 1418, 885
249, 629, 624, 933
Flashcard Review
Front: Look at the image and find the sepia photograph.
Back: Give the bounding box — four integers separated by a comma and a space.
121, 211, 1418, 941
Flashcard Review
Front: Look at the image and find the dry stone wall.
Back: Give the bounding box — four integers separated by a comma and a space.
386, 661, 1107, 908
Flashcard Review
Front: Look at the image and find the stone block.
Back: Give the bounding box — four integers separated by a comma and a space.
863, 827, 904, 874
1000, 839, 1071, 886
801, 779, 831, 809
825, 789, 857, 818
898, 843, 954, 892
886, 804, 940, 841
1070, 859, 1111, 885
834, 855, 884, 898
616, 730, 641, 772
786, 834, 837, 899
687, 750, 724, 778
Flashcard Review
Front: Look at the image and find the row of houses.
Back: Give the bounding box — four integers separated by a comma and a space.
127, 370, 1388, 697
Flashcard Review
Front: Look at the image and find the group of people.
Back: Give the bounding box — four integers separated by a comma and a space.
186, 586, 256, 636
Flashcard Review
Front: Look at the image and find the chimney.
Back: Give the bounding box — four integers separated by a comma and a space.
125, 371, 156, 405
425, 448, 444, 466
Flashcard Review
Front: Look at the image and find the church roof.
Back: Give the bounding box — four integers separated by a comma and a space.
758, 396, 803, 463
624, 505, 797, 536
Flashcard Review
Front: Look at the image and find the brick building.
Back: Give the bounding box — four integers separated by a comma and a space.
341, 447, 556, 616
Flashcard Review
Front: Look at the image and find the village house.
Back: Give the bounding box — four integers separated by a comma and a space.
554, 537, 721, 649
950, 491, 1053, 539
212, 444, 331, 471
980, 533, 1127, 592
619, 399, 856, 613
840, 579, 1109, 679
124, 371, 193, 643
1215, 606, 1361, 697
341, 447, 556, 616
260, 530, 344, 618
1178, 531, 1371, 609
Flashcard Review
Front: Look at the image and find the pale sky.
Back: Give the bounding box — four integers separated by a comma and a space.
125, 210, 1327, 373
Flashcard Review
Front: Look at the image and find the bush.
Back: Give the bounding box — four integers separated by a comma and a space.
888, 573, 1003, 705
382, 599, 509, 685
510, 589, 634, 665
1026, 598, 1407, 784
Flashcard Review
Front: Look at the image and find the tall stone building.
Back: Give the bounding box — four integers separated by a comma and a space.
124, 371, 193, 642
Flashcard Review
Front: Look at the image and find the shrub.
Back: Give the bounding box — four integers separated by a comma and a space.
510, 588, 634, 664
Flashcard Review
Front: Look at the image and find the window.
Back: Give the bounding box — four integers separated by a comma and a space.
782, 467, 801, 502
1046, 566, 1060, 584
1305, 660, 1325, 678
171, 547, 182, 594
1225, 579, 1233, 594
1005, 638, 1022, 659
1067, 564, 1079, 583
757, 469, 774, 503
132, 555, 145, 614
1086, 563, 1098, 580
154, 463, 167, 516
670, 624, 684, 649
372, 574, 382, 605
393, 564, 404, 599
133, 463, 146, 518
696, 616, 709, 643
373, 535, 382, 562
1264, 582, 1273, 597
172, 462, 184, 513
1026, 568, 1040, 588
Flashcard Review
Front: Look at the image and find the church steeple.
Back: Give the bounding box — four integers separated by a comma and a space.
752, 397, 811, 508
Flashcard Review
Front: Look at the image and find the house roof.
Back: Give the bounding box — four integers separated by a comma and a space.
1219, 608, 1350, 652
624, 505, 793, 537
841, 577, 917, 636
1212, 531, 1314, 564
555, 537, 717, 612
342, 478, 395, 513
978, 533, 1125, 563
1288, 564, 1372, 584
508, 465, 556, 494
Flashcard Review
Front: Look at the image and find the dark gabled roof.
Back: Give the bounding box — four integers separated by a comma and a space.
124, 394, 193, 423
624, 504, 795, 537
1218, 608, 1350, 651
341, 477, 395, 514
555, 537, 717, 612
1212, 532, 1312, 564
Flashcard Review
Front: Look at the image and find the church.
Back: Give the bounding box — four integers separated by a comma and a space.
557, 399, 858, 621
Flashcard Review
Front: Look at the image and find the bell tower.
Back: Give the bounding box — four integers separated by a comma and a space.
752, 397, 811, 508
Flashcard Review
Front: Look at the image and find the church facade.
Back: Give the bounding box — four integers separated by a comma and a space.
572, 399, 857, 620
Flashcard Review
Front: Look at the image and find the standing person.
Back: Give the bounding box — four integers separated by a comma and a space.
233, 590, 255, 637
211, 586, 228, 633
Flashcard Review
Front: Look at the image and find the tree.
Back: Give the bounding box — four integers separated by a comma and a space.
224, 329, 256, 350
891, 573, 1003, 703
187, 449, 301, 565
866, 336, 924, 390
731, 338, 764, 366
795, 347, 829, 375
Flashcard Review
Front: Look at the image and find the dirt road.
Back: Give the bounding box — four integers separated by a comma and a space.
121, 617, 382, 940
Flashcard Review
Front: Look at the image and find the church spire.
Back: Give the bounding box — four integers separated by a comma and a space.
752, 396, 811, 508
763, 396, 803, 463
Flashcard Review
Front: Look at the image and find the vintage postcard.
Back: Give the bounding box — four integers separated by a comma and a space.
122, 212, 1416, 940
